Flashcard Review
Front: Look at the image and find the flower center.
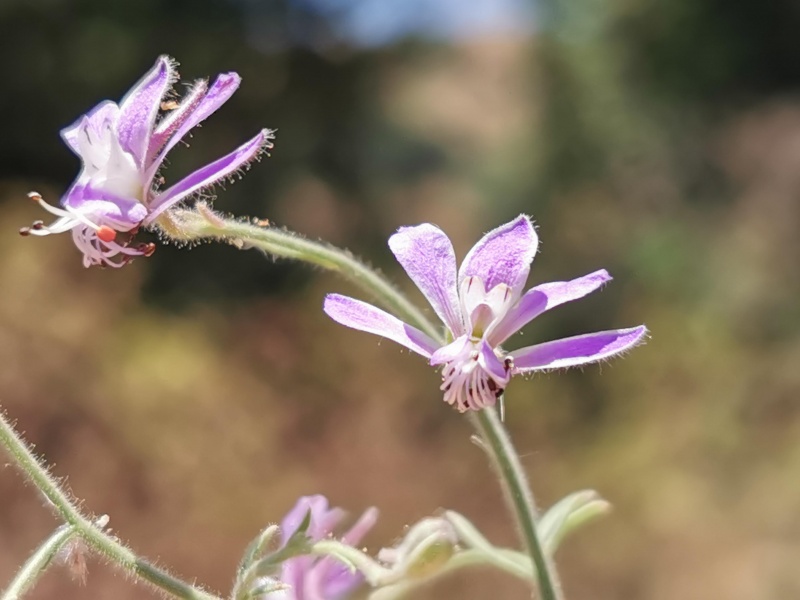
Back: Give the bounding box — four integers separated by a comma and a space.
459, 276, 517, 340
438, 338, 513, 412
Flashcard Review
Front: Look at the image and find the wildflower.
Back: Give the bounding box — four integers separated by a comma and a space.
273, 495, 378, 600
20, 55, 272, 267
324, 216, 647, 412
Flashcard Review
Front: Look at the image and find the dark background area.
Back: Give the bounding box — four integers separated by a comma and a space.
2, 0, 800, 598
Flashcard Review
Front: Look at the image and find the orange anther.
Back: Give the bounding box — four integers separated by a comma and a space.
96, 226, 117, 243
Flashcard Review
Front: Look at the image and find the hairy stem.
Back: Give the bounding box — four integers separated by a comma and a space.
1, 525, 76, 600
0, 411, 222, 600
470, 409, 561, 599
174, 212, 562, 598
165, 211, 441, 341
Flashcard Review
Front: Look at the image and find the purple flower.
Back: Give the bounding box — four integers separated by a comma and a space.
20, 56, 272, 268
324, 215, 647, 412
277, 495, 378, 600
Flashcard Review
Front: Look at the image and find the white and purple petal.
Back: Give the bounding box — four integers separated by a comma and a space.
144, 129, 271, 223
62, 183, 147, 229
324, 294, 439, 358
510, 325, 647, 372
60, 101, 119, 157
488, 269, 612, 346
429, 335, 470, 366
458, 215, 538, 297
116, 56, 176, 167
388, 224, 464, 336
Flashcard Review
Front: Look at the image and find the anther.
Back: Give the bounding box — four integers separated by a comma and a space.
96, 226, 117, 243
31, 221, 44, 230
139, 243, 156, 257
18, 227, 30, 236
27, 191, 43, 202
503, 357, 514, 371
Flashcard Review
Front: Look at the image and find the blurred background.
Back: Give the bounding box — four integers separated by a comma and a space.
2, 0, 800, 598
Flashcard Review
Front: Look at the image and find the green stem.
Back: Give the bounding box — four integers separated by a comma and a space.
0, 411, 222, 600
167, 211, 441, 341
175, 212, 561, 598
470, 409, 561, 600
1, 525, 76, 600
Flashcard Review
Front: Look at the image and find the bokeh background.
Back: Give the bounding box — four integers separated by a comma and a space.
2, 0, 800, 598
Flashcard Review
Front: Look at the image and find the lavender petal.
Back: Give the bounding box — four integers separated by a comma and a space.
388, 224, 464, 335
458, 215, 538, 296
488, 269, 612, 346
510, 326, 647, 372
317, 507, 379, 598
281, 495, 344, 543
63, 183, 147, 229
144, 129, 271, 223
323, 294, 439, 358
146, 73, 241, 178
479, 339, 509, 383
117, 56, 175, 166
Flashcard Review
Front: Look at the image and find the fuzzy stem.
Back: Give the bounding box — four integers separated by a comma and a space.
470, 409, 561, 599
0, 411, 222, 600
173, 213, 562, 598
1, 525, 76, 600
165, 211, 441, 341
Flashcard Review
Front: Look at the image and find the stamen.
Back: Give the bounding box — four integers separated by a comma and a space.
28, 191, 71, 219
440, 355, 506, 412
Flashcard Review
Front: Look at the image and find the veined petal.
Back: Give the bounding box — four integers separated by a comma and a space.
510, 326, 647, 372
60, 101, 119, 157
458, 215, 538, 296
323, 294, 439, 358
488, 269, 612, 346
146, 72, 241, 178
144, 129, 271, 223
388, 224, 464, 335
117, 56, 176, 166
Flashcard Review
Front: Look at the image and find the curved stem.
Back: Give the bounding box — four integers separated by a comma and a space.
0, 411, 222, 600
172, 212, 561, 598
1, 525, 76, 600
165, 210, 441, 341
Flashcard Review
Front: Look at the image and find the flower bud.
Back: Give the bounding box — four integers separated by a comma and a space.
378, 517, 458, 581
